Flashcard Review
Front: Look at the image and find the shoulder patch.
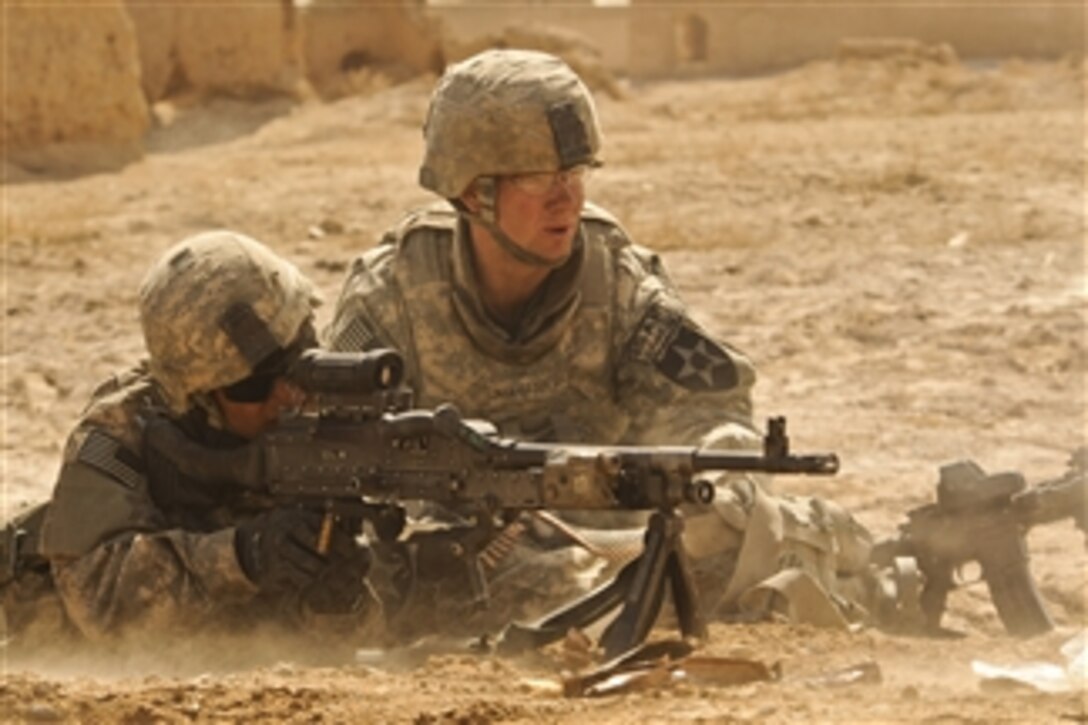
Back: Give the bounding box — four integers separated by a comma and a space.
75, 430, 146, 490
627, 305, 738, 391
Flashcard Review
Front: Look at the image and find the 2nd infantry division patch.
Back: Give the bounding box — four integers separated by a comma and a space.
629, 305, 739, 391
660, 325, 738, 391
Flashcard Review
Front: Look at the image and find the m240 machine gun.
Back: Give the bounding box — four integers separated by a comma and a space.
145, 349, 840, 658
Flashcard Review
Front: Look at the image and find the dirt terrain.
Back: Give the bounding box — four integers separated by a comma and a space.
2, 51, 1086, 721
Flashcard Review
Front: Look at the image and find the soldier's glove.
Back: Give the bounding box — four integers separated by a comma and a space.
234, 509, 327, 596
303, 520, 373, 615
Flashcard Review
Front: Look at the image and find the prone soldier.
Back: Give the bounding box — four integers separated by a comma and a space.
0, 231, 375, 659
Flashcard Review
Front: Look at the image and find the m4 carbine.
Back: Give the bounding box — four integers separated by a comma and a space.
872, 449, 1086, 637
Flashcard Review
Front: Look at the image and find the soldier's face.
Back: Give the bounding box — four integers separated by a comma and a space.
214, 378, 305, 439
494, 168, 585, 264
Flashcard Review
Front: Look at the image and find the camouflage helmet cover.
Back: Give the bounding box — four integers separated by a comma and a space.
419, 48, 603, 199
139, 230, 320, 413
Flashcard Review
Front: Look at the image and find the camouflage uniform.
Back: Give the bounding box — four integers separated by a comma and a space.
327, 201, 756, 450
40, 365, 261, 642
327, 49, 877, 632
3, 231, 375, 653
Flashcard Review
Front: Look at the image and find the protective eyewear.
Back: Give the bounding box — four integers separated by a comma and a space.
221, 353, 293, 403
507, 165, 592, 196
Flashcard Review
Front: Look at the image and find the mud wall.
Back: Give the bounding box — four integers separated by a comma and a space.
428, 5, 629, 72
120, 1, 443, 100
125, 0, 301, 102
431, 1, 1082, 78
2, 0, 149, 173
627, 1, 1086, 78
6, 1, 1082, 175
299, 1, 443, 93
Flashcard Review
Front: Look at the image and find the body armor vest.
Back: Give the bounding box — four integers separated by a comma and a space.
389, 206, 630, 443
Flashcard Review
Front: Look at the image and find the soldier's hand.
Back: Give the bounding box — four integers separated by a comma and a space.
234, 509, 327, 595
303, 520, 372, 615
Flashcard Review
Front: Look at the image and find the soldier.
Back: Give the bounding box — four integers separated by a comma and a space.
0, 231, 375, 659
326, 49, 878, 632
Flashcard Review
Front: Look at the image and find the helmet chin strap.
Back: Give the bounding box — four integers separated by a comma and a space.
453, 177, 570, 270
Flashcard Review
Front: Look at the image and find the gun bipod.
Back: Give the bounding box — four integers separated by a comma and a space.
496, 509, 706, 660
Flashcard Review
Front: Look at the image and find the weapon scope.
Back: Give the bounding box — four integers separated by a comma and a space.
289, 348, 404, 395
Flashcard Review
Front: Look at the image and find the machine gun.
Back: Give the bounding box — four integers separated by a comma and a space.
145, 348, 839, 657
872, 449, 1086, 637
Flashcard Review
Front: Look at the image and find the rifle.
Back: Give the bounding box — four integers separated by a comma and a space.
872, 449, 1086, 637
145, 348, 839, 657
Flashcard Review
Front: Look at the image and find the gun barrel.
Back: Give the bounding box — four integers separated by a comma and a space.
503, 443, 839, 477
693, 451, 840, 475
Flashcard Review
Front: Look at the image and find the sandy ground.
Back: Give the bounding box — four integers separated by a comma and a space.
2, 52, 1086, 721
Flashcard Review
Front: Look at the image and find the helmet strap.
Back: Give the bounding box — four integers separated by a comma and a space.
453, 177, 568, 270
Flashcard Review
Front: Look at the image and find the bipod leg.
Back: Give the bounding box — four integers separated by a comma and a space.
497, 509, 706, 660
496, 557, 638, 655
666, 523, 707, 642
598, 510, 690, 660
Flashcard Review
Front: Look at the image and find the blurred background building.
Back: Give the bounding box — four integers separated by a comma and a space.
3, 0, 1082, 173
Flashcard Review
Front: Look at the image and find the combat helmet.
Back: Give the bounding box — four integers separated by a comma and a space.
419, 48, 603, 200
139, 230, 320, 414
